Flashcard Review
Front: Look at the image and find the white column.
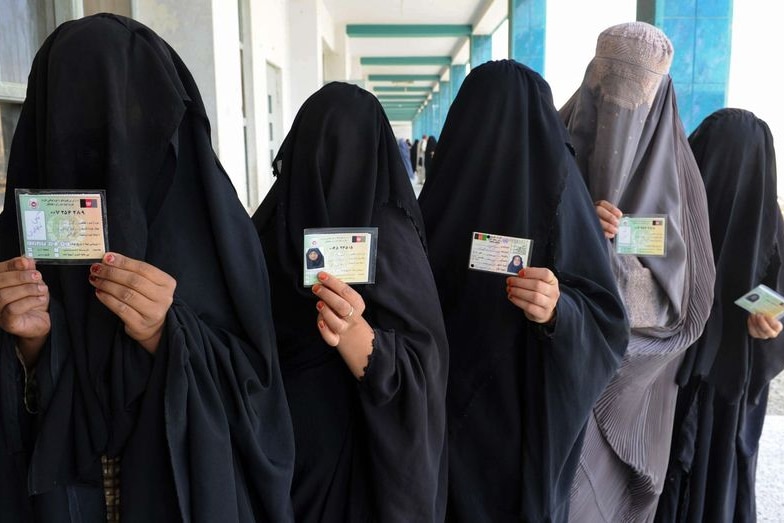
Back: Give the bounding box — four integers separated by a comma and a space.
287, 0, 322, 117
135, 0, 248, 205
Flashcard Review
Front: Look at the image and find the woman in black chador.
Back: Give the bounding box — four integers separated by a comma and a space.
418, 59, 629, 522
424, 135, 438, 181
656, 109, 784, 522
253, 82, 449, 522
0, 14, 294, 522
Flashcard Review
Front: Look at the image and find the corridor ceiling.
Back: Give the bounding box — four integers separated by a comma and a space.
322, 0, 507, 121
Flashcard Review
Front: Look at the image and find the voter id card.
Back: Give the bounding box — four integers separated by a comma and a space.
303, 227, 378, 287
468, 231, 533, 276
616, 215, 667, 257
16, 189, 109, 264
734, 284, 784, 319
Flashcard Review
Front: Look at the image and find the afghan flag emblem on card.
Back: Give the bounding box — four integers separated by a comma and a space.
474, 233, 489, 240
352, 235, 366, 243
80, 198, 98, 208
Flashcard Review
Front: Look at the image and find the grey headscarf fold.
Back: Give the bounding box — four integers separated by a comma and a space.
561, 22, 714, 517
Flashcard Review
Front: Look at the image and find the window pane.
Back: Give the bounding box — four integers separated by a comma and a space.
0, 102, 23, 212
0, 0, 50, 84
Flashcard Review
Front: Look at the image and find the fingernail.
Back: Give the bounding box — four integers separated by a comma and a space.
312, 284, 321, 294
316, 301, 324, 311
90, 264, 101, 274
518, 269, 526, 278
318, 320, 325, 329
37, 284, 46, 292
318, 272, 328, 282
31, 271, 41, 281
89, 274, 97, 283
104, 253, 115, 264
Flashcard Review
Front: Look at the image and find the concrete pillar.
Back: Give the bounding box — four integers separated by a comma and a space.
288, 0, 322, 117
439, 80, 451, 130
450, 63, 467, 102
470, 35, 492, 69
508, 0, 546, 74
649, 0, 732, 133
136, 0, 248, 205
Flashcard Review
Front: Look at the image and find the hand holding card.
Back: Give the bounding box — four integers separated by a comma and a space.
0, 256, 50, 366
735, 284, 784, 321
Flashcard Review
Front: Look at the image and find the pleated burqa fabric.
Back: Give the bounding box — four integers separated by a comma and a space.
655, 109, 784, 522
560, 22, 714, 522
0, 14, 294, 521
252, 82, 449, 522
419, 60, 629, 522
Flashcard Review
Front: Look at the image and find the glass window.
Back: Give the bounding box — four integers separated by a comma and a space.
0, 0, 54, 212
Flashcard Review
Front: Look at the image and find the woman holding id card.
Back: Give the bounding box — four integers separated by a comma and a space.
657, 110, 784, 522
418, 59, 629, 522
253, 82, 449, 522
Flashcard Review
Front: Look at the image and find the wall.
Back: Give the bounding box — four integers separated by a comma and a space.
544, 0, 636, 108
727, 0, 782, 194
136, 0, 248, 205
248, 0, 291, 203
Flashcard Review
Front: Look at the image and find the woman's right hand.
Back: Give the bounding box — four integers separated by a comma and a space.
747, 313, 783, 340
595, 200, 623, 239
0, 257, 50, 367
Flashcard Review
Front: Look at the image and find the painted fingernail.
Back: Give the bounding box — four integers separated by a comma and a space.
316, 301, 324, 311
518, 268, 526, 278
318, 272, 328, 281
312, 284, 321, 294
31, 271, 41, 281
104, 253, 115, 264
89, 274, 97, 283
318, 320, 325, 329
90, 264, 101, 274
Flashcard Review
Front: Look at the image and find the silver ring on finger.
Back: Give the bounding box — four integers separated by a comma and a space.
341, 305, 354, 319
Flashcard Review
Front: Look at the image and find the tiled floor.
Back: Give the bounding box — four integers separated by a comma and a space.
758, 371, 784, 520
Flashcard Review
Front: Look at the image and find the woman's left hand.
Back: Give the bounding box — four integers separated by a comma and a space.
506, 267, 559, 324
89, 252, 177, 354
312, 271, 374, 379
747, 313, 783, 340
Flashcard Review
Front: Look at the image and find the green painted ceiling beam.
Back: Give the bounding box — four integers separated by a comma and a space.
347, 24, 472, 38
374, 86, 432, 93
361, 56, 452, 66
369, 74, 440, 82
377, 94, 428, 100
